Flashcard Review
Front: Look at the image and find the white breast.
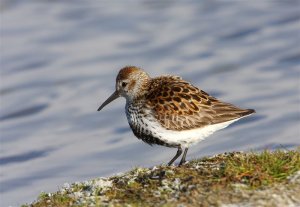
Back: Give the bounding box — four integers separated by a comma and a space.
133, 109, 242, 148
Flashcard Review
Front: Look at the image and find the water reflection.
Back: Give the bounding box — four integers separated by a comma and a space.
0, 148, 54, 166
0, 104, 48, 121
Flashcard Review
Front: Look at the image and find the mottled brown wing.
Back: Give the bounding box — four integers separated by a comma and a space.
145, 76, 254, 131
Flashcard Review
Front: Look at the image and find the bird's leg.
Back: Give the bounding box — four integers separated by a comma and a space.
179, 148, 189, 166
168, 146, 182, 166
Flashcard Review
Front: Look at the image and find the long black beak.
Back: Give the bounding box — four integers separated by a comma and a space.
97, 91, 120, 111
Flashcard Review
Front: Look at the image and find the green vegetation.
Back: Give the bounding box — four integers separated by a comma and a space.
23, 149, 300, 207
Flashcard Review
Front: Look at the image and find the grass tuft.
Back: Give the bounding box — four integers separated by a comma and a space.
221, 150, 300, 187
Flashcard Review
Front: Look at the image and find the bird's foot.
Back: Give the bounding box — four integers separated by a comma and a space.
178, 160, 189, 166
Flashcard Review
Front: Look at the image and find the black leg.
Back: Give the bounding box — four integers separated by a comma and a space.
168, 146, 182, 166
179, 148, 189, 166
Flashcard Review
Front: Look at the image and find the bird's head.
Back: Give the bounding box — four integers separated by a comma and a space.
97, 66, 150, 111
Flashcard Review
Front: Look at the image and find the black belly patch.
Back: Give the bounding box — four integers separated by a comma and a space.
130, 124, 178, 148
126, 103, 178, 148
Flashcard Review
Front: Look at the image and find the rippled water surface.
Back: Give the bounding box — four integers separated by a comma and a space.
1, 1, 300, 206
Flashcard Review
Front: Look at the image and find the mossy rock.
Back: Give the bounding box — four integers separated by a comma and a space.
23, 149, 300, 207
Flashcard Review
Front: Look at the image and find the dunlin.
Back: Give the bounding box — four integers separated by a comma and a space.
98, 66, 255, 166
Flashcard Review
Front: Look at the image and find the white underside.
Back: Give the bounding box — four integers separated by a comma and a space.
138, 114, 243, 148
126, 104, 252, 148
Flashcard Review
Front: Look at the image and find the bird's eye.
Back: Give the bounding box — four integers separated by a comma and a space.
122, 82, 127, 87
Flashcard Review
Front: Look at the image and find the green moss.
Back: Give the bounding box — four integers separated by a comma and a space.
37, 192, 48, 200
23, 193, 77, 207
26, 149, 300, 207
222, 150, 300, 186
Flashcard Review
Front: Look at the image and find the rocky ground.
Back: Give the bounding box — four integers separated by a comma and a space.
23, 149, 300, 207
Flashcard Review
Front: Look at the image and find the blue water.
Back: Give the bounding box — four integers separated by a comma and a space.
1, 1, 300, 206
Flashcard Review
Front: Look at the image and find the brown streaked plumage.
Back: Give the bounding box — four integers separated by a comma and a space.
98, 66, 255, 166
145, 76, 254, 131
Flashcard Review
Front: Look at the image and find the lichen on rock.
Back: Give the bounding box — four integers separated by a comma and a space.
23, 149, 300, 207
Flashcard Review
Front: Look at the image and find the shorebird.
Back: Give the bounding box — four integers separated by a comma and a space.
98, 66, 255, 166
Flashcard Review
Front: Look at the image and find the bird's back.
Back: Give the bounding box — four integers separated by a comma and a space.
144, 75, 255, 131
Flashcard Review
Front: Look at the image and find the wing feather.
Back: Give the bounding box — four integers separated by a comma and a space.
145, 76, 254, 131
